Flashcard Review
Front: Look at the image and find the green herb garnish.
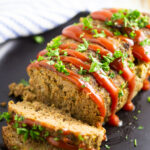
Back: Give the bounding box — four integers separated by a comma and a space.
92, 29, 106, 38
82, 17, 93, 30
133, 115, 138, 120
82, 77, 90, 82
105, 144, 110, 149
129, 31, 136, 39
137, 126, 144, 130
118, 89, 124, 98
20, 79, 29, 86
76, 38, 89, 52
105, 9, 149, 29
54, 60, 69, 75
54, 137, 60, 141
134, 139, 137, 147
109, 72, 115, 78
47, 36, 62, 49
147, 96, 150, 102
78, 67, 87, 75
0, 112, 11, 122
78, 135, 84, 141
37, 56, 44, 61
114, 30, 121, 36
33, 36, 45, 44
140, 38, 150, 46
128, 61, 135, 69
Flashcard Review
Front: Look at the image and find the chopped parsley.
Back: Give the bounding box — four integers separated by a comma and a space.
125, 135, 128, 140
17, 127, 29, 141
82, 17, 93, 30
47, 60, 55, 65
30, 59, 36, 63
134, 139, 137, 147
133, 115, 138, 120
137, 126, 144, 130
118, 89, 124, 98
92, 29, 106, 38
76, 38, 89, 52
129, 31, 136, 39
78, 135, 84, 141
46, 48, 60, 58
147, 96, 150, 102
89, 55, 102, 72
20, 79, 29, 86
105, 9, 149, 29
54, 137, 60, 141
0, 112, 11, 122
128, 61, 135, 69
140, 38, 150, 46
33, 35, 45, 44
81, 84, 86, 88
105, 144, 110, 149
114, 30, 121, 36
37, 56, 44, 61
54, 60, 69, 75
119, 70, 123, 74
109, 72, 115, 78
47, 36, 62, 49
78, 67, 87, 75
114, 50, 123, 58
82, 77, 90, 82
44, 131, 50, 137
14, 115, 24, 122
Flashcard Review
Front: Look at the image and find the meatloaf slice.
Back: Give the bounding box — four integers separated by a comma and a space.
2, 125, 62, 150
5, 100, 105, 150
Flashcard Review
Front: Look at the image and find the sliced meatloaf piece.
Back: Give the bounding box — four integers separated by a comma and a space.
2, 125, 62, 150
4, 100, 105, 150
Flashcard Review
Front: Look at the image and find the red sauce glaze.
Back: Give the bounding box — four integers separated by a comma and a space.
142, 73, 150, 91
111, 58, 136, 111
108, 114, 120, 126
47, 137, 78, 150
91, 10, 113, 21
118, 36, 134, 47
28, 61, 106, 119
132, 44, 150, 62
123, 101, 135, 111
60, 43, 111, 56
62, 25, 116, 52
146, 24, 150, 29
142, 79, 150, 91
134, 30, 145, 43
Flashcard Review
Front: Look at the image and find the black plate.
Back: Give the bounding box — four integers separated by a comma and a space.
0, 12, 150, 150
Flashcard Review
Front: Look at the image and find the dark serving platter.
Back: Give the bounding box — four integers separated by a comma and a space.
0, 11, 150, 150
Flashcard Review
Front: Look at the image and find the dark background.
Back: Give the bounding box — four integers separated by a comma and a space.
0, 12, 150, 150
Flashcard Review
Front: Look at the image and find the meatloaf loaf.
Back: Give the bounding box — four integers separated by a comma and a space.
3, 100, 105, 150
9, 8, 150, 127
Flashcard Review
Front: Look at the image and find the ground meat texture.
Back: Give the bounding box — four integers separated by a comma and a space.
6, 101, 105, 150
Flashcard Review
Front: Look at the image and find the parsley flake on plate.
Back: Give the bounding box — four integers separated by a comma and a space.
33, 35, 45, 44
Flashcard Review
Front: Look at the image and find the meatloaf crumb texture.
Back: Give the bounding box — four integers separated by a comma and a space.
8, 100, 105, 150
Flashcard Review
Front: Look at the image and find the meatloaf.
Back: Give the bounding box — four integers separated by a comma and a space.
3, 100, 105, 150
9, 8, 150, 127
